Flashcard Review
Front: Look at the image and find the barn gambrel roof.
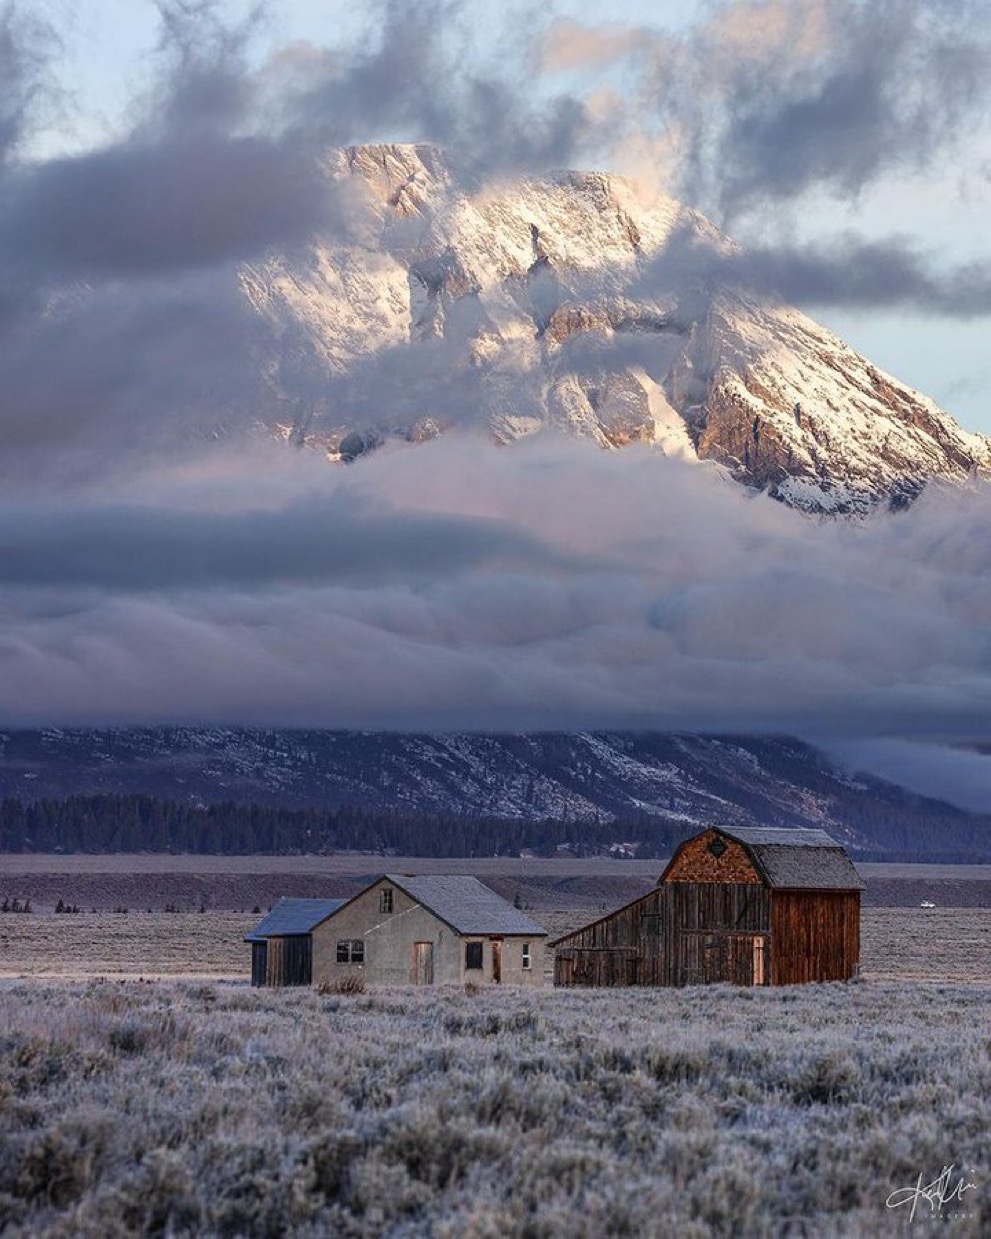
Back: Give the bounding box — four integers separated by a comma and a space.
385, 874, 548, 936
244, 897, 346, 943
706, 826, 864, 890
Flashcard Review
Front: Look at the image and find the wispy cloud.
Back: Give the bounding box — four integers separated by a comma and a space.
639, 224, 991, 319
543, 0, 991, 221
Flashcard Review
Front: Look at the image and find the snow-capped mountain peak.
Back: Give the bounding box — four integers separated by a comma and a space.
240, 144, 990, 514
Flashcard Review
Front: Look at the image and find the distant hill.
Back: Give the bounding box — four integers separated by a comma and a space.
1, 728, 988, 860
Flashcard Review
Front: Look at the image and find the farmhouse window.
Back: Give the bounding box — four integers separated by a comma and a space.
465, 941, 483, 970
708, 837, 727, 858
379, 888, 394, 914
522, 943, 532, 970
336, 940, 365, 964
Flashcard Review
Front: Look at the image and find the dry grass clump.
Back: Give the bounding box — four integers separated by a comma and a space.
317, 974, 367, 996
1, 980, 989, 1236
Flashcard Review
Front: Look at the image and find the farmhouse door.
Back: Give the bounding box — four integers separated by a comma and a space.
752, 937, 767, 985
413, 941, 434, 985
491, 940, 502, 984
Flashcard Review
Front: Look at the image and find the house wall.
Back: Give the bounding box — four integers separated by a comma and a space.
312, 880, 460, 985
467, 936, 544, 988
311, 879, 545, 987
770, 890, 861, 984
662, 830, 763, 884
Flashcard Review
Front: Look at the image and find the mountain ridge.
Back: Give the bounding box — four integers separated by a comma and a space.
1, 728, 987, 860
240, 143, 991, 514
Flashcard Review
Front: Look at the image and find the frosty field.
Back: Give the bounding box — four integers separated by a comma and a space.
1, 978, 989, 1237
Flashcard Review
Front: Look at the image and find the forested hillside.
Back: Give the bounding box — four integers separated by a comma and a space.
1, 792, 988, 862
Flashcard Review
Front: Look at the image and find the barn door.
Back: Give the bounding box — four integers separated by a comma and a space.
491, 941, 502, 984
413, 941, 434, 985
701, 934, 721, 983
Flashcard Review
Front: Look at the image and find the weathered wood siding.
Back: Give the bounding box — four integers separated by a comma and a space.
662, 830, 762, 884
554, 883, 771, 987
263, 934, 312, 987
250, 942, 268, 988
555, 827, 863, 988
770, 891, 861, 984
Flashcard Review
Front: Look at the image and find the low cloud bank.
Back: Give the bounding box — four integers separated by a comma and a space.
825, 740, 991, 814
1, 434, 989, 771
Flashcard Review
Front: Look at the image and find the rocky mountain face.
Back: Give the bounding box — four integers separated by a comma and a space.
241, 144, 990, 514
2, 728, 987, 858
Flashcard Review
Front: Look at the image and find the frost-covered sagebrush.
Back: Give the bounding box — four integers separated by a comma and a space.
1, 980, 989, 1236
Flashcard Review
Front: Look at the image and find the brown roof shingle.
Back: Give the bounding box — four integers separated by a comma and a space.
718, 826, 864, 890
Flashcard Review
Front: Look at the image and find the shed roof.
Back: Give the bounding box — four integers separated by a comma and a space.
385, 874, 547, 936
715, 826, 864, 890
244, 897, 346, 943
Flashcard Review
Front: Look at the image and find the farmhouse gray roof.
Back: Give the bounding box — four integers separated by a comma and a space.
716, 826, 865, 890
385, 874, 547, 936
244, 897, 346, 943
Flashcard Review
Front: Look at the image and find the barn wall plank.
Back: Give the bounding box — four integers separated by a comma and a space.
770, 892, 861, 984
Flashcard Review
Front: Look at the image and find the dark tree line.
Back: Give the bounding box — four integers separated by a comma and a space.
0, 794, 692, 858
0, 793, 986, 860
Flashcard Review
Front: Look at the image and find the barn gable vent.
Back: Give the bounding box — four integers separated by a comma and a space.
708, 837, 728, 858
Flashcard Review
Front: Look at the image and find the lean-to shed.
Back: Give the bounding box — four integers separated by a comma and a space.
553, 826, 864, 987
245, 897, 346, 987
312, 874, 548, 987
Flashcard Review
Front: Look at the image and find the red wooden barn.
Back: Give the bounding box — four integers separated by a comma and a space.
553, 826, 864, 987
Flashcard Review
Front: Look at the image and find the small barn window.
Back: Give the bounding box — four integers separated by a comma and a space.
336, 940, 365, 964
522, 943, 532, 970
708, 837, 728, 858
465, 941, 483, 970
379, 888, 394, 914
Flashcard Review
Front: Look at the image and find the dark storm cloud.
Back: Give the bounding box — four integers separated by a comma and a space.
1, 137, 334, 278
824, 740, 991, 813
0, 493, 563, 591
639, 224, 991, 319
146, 0, 266, 137
0, 272, 267, 478
0, 3, 373, 301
